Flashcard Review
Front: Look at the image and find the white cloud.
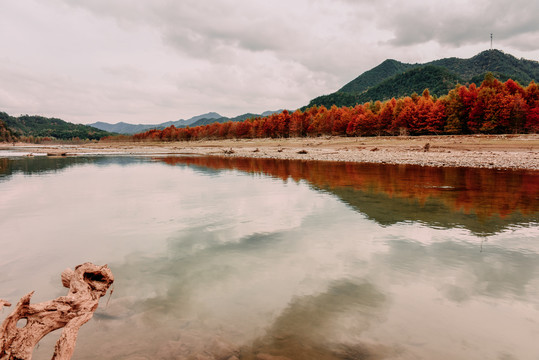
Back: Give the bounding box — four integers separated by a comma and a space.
0, 0, 538, 124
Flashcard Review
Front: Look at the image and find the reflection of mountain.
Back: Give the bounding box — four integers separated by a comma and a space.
0, 156, 148, 181
328, 186, 534, 235
156, 156, 539, 235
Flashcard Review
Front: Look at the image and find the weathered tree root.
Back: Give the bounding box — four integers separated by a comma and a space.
0, 263, 114, 360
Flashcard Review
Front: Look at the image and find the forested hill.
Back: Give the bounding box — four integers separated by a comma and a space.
339, 59, 415, 94
308, 50, 539, 108
0, 112, 113, 141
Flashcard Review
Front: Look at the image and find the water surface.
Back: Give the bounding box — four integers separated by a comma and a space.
0, 154, 538, 360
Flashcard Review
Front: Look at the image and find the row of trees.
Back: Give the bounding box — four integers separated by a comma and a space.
125, 75, 539, 142
0, 120, 17, 142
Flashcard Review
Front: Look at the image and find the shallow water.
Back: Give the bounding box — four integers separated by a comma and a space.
0, 154, 538, 360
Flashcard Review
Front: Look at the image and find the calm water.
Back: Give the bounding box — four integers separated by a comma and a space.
0, 153, 538, 360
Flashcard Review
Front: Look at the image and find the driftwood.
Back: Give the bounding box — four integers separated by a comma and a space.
0, 263, 114, 360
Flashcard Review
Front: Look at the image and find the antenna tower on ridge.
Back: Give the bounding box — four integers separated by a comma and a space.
490, 33, 493, 50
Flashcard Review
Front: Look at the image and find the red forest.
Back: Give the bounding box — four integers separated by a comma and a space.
125, 77, 539, 142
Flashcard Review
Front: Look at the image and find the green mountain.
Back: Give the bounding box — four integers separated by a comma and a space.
308, 50, 539, 108
429, 50, 539, 84
0, 112, 113, 140
339, 59, 415, 94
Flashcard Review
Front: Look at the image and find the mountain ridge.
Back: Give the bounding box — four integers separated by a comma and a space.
89, 112, 223, 134
90, 110, 284, 134
308, 49, 539, 108
0, 112, 113, 140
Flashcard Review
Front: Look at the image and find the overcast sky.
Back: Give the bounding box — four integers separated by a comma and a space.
1, 0, 538, 125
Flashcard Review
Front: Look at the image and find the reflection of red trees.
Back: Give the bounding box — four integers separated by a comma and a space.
157, 156, 539, 219
125, 78, 539, 142
0, 158, 8, 174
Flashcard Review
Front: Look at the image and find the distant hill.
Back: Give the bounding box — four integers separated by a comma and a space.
89, 112, 223, 134
92, 110, 285, 135
0, 112, 112, 140
190, 113, 261, 127
160, 112, 222, 128
89, 121, 153, 135
308, 50, 539, 108
261, 109, 284, 116
188, 110, 285, 127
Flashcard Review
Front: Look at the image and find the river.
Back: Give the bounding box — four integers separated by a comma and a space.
0, 153, 538, 359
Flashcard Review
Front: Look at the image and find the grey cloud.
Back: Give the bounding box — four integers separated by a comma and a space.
505, 32, 539, 51
51, 0, 365, 79
0, 58, 179, 123
7, 0, 539, 124
381, 0, 539, 49
55, 0, 300, 57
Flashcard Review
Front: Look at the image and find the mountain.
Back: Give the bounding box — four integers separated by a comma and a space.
190, 113, 259, 127
261, 109, 284, 116
159, 112, 223, 128
188, 110, 286, 127
309, 66, 462, 108
91, 110, 285, 135
189, 116, 227, 127
89, 112, 223, 134
308, 50, 539, 108
429, 50, 539, 84
0, 112, 112, 140
339, 59, 414, 94
89, 121, 154, 135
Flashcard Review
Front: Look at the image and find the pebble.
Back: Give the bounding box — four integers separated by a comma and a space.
210, 148, 538, 170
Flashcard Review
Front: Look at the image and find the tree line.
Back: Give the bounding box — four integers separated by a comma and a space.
0, 120, 17, 142
122, 75, 538, 142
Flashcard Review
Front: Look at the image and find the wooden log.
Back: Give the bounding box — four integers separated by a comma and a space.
0, 263, 114, 360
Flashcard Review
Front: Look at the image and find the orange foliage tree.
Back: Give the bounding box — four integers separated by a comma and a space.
127, 75, 538, 142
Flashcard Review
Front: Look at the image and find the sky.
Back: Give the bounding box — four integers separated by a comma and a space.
1, 0, 538, 125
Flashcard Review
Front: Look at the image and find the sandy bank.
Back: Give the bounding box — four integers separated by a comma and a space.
2, 134, 538, 170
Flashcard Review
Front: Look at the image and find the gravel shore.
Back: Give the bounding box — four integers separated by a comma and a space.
2, 134, 538, 170
197, 146, 539, 170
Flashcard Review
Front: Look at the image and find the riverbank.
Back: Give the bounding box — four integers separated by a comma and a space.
2, 134, 538, 170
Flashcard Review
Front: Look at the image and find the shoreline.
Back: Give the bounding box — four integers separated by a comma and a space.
2, 134, 538, 170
